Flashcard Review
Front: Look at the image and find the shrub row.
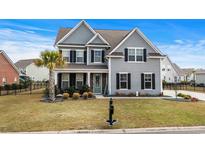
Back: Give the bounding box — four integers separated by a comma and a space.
61, 85, 91, 96
0, 83, 45, 91
63, 92, 94, 100
177, 93, 198, 102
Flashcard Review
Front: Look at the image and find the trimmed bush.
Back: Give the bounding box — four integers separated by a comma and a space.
184, 95, 191, 100
79, 85, 90, 94
66, 86, 75, 96
177, 93, 185, 97
72, 93, 80, 100
88, 92, 94, 98
82, 92, 88, 99
63, 93, 69, 99
191, 97, 199, 102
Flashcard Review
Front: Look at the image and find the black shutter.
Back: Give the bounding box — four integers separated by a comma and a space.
84, 51, 87, 63
83, 73, 86, 85
143, 49, 147, 62
73, 50, 76, 63
152, 73, 155, 89
116, 73, 119, 89
124, 48, 128, 61
102, 50, 105, 63
57, 73, 62, 90
70, 73, 76, 87
91, 50, 94, 62
141, 73, 144, 89
70, 50, 73, 63
128, 73, 131, 89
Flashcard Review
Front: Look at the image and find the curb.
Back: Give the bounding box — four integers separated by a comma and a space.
4, 126, 205, 134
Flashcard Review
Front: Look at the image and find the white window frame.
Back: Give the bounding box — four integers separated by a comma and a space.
144, 73, 152, 90
76, 74, 84, 89
61, 74, 70, 89
76, 50, 84, 63
128, 47, 144, 63
119, 72, 128, 90
93, 49, 102, 63
62, 50, 70, 63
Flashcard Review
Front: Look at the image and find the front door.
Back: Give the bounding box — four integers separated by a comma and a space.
93, 74, 102, 94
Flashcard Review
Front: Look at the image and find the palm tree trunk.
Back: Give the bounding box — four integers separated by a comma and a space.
49, 69, 55, 101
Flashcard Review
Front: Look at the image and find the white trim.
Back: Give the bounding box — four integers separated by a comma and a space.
75, 73, 84, 89
54, 69, 108, 73
143, 73, 153, 90
109, 28, 136, 55
108, 58, 111, 95
75, 49, 84, 63
57, 44, 85, 48
159, 59, 163, 92
93, 49, 103, 64
119, 73, 129, 90
56, 20, 96, 45
148, 56, 165, 59
86, 33, 110, 46
0, 50, 19, 74
85, 44, 111, 47
61, 73, 70, 89
106, 55, 124, 58
109, 28, 163, 55
127, 47, 144, 62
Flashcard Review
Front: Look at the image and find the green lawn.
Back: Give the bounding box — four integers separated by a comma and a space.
1, 91, 205, 132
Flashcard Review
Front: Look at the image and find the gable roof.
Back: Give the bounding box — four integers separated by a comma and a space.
15, 59, 37, 69
0, 50, 19, 74
182, 68, 195, 75
55, 28, 130, 52
54, 20, 163, 56
56, 20, 96, 45
172, 63, 185, 76
86, 33, 110, 46
195, 69, 205, 74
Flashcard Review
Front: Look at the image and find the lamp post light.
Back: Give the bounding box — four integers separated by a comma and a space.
106, 98, 117, 126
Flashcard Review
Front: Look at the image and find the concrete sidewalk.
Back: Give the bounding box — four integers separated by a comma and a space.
164, 90, 205, 101
7, 126, 205, 134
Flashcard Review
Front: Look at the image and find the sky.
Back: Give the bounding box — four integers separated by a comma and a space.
0, 19, 205, 68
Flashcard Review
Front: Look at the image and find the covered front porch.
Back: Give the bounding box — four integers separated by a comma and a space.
54, 70, 108, 95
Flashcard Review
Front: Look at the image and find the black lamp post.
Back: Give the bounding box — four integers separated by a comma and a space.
106, 98, 117, 126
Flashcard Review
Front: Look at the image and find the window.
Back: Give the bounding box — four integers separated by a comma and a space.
94, 50, 102, 63
120, 73, 128, 89
144, 73, 152, 89
62, 74, 69, 89
128, 48, 144, 62
76, 50, 84, 63
76, 74, 83, 89
62, 50, 70, 62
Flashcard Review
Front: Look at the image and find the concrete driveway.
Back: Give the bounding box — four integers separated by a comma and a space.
163, 90, 205, 101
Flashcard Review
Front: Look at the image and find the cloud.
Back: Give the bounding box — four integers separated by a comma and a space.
0, 28, 55, 62
0, 21, 55, 32
158, 40, 205, 68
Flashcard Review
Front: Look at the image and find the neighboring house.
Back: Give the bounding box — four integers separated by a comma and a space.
54, 20, 165, 95
15, 59, 49, 81
161, 56, 185, 83
195, 69, 205, 85
0, 50, 19, 86
182, 68, 195, 82
172, 63, 186, 82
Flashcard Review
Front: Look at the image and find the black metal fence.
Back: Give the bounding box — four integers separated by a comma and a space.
163, 83, 205, 92
0, 82, 47, 96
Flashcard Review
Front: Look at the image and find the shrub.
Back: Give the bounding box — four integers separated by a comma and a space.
4, 84, 11, 90
191, 97, 199, 102
11, 83, 18, 90
66, 86, 76, 96
63, 93, 69, 99
82, 92, 88, 99
79, 85, 90, 94
128, 92, 135, 97
184, 95, 191, 100
177, 93, 185, 97
88, 92, 94, 98
43, 88, 49, 97
72, 93, 80, 100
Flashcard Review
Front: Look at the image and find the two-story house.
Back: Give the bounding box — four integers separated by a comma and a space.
54, 20, 165, 96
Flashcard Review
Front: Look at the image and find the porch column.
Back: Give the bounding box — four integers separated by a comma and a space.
87, 72, 91, 87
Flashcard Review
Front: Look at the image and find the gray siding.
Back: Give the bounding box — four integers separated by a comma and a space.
196, 74, 205, 84
62, 23, 94, 44
115, 32, 157, 53
109, 31, 162, 95
91, 36, 105, 44
110, 58, 161, 95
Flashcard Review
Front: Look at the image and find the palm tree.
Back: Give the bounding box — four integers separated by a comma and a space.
35, 50, 64, 101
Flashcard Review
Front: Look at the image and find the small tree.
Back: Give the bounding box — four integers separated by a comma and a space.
34, 50, 64, 101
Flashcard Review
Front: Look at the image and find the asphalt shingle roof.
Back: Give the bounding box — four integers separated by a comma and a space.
15, 59, 36, 69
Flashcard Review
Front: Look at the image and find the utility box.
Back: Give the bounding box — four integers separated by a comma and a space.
136, 91, 139, 96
